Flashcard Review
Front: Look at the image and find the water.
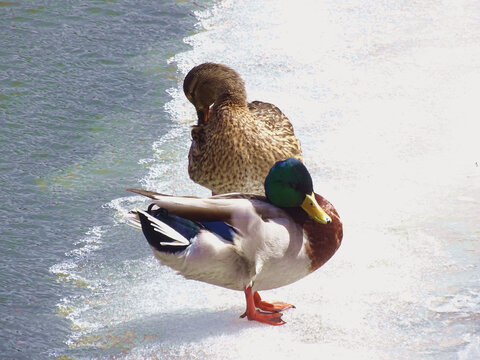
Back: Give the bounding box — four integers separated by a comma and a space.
1, 0, 479, 359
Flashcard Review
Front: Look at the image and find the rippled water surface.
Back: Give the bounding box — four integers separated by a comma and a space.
1, 1, 203, 358
1, 0, 479, 359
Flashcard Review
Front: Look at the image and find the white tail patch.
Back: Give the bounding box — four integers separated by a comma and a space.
136, 210, 190, 247
126, 211, 142, 230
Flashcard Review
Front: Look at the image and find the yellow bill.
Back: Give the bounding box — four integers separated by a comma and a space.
301, 193, 332, 224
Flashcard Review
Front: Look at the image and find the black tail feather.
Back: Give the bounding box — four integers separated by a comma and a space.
137, 207, 201, 253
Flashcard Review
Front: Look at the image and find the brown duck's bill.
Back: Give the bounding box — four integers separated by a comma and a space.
301, 193, 332, 224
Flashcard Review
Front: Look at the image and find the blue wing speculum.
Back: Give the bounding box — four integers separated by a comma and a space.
136, 205, 236, 254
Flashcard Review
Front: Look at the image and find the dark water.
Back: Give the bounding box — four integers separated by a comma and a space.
0, 1, 204, 358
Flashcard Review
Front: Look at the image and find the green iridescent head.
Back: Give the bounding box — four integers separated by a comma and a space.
264, 158, 332, 224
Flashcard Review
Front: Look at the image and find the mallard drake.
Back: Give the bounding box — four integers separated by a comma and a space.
183, 62, 303, 195
127, 158, 342, 325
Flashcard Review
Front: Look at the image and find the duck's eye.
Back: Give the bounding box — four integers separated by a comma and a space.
289, 182, 299, 190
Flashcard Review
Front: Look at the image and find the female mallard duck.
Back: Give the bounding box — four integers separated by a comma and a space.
184, 62, 303, 195
127, 158, 342, 325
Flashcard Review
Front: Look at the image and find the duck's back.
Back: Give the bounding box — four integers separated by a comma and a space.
248, 100, 302, 156
248, 101, 292, 131
188, 100, 302, 195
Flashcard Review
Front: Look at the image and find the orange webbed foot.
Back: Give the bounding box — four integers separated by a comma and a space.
240, 308, 286, 325
253, 291, 295, 313
241, 287, 294, 326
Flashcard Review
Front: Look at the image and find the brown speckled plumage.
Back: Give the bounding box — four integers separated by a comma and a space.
184, 63, 303, 195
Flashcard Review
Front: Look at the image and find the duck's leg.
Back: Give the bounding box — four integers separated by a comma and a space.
253, 291, 295, 312
240, 287, 286, 325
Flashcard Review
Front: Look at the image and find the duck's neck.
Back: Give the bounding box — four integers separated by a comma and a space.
303, 216, 342, 272
304, 195, 343, 272
215, 88, 247, 108
283, 206, 309, 225
281, 195, 343, 273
